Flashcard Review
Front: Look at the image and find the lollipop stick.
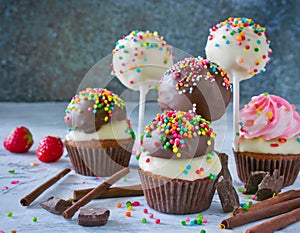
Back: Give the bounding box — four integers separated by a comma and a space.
138, 86, 149, 148
232, 75, 240, 150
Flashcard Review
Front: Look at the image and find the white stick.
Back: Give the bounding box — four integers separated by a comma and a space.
138, 86, 149, 149
232, 75, 240, 150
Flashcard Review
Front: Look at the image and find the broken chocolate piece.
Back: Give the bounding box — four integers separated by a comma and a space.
216, 176, 240, 212
256, 170, 284, 201
244, 171, 268, 194
217, 152, 232, 182
39, 196, 72, 215
78, 208, 110, 227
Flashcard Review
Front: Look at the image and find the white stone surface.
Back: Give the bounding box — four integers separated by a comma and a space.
0, 102, 299, 233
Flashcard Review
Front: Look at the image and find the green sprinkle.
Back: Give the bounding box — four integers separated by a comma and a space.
242, 205, 249, 211
7, 211, 13, 217
123, 178, 127, 182
181, 220, 187, 226
142, 218, 147, 223
9, 170, 15, 174
237, 187, 244, 192
200, 230, 206, 233
32, 216, 38, 222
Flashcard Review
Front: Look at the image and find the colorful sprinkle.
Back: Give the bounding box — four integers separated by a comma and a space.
7, 211, 13, 217
32, 216, 38, 222
116, 203, 122, 208
141, 218, 147, 223
125, 211, 131, 217
155, 219, 161, 224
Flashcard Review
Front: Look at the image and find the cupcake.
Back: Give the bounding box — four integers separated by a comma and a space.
234, 93, 300, 186
64, 88, 135, 177
158, 57, 232, 121
138, 110, 222, 214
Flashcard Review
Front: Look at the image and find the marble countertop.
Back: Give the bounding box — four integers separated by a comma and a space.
0, 102, 299, 233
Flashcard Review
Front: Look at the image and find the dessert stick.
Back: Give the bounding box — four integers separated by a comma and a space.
245, 207, 300, 233
20, 167, 71, 206
73, 184, 143, 201
233, 189, 300, 215
220, 197, 300, 229
62, 167, 130, 219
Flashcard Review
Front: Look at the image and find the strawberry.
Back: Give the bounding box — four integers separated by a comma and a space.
3, 126, 33, 153
36, 136, 64, 163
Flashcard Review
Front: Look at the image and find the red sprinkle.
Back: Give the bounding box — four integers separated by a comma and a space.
132, 201, 140, 206
270, 143, 279, 147
143, 208, 148, 214
155, 219, 161, 224
146, 158, 150, 163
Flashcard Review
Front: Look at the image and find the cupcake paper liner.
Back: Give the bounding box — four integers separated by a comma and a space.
138, 169, 217, 214
233, 150, 300, 187
65, 141, 133, 177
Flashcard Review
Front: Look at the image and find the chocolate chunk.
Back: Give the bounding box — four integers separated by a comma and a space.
39, 196, 72, 215
216, 176, 240, 212
217, 152, 232, 182
256, 170, 284, 201
243, 171, 268, 194
78, 208, 110, 227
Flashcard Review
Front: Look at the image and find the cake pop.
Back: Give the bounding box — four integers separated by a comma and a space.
112, 30, 173, 91
205, 17, 272, 148
112, 30, 174, 143
158, 57, 232, 121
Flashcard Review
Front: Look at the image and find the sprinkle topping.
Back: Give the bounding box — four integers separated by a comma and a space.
165, 57, 231, 95
143, 111, 215, 157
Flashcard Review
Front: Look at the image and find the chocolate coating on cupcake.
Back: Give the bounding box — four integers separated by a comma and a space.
158, 57, 232, 121
64, 88, 127, 133
141, 110, 215, 159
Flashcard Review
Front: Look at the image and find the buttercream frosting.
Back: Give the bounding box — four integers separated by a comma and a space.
238, 93, 300, 154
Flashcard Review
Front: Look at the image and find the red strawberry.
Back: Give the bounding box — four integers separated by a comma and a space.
36, 136, 64, 163
3, 126, 33, 153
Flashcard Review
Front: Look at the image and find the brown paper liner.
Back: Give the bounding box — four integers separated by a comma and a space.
65, 139, 134, 177
138, 169, 217, 214
233, 150, 300, 187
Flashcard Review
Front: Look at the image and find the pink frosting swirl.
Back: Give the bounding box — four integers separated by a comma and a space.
240, 93, 300, 140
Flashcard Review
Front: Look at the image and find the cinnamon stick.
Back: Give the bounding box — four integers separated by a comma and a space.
73, 184, 143, 201
233, 189, 300, 215
20, 168, 71, 206
62, 167, 130, 219
245, 207, 300, 233
220, 197, 300, 229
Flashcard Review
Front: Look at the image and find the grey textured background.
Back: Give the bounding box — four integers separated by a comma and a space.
0, 0, 299, 107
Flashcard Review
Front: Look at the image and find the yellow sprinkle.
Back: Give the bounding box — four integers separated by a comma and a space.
266, 111, 273, 120
173, 147, 178, 153
207, 140, 211, 146
179, 167, 185, 172
176, 153, 181, 158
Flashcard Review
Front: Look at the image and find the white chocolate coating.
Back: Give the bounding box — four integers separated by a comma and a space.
139, 151, 221, 181
205, 17, 271, 81
112, 30, 173, 91
66, 119, 133, 141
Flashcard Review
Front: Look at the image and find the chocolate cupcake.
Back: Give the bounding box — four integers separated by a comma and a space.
158, 57, 232, 121
138, 110, 221, 214
234, 93, 300, 186
64, 88, 135, 177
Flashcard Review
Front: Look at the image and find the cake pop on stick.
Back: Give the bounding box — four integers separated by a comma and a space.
205, 17, 272, 149
112, 30, 173, 145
